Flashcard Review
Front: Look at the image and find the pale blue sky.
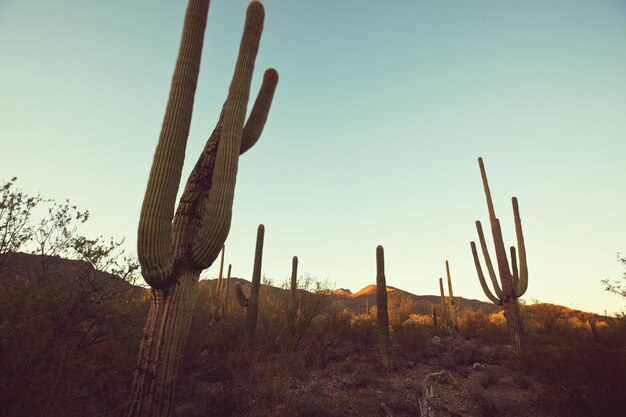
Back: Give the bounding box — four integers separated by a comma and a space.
1, 0, 625, 314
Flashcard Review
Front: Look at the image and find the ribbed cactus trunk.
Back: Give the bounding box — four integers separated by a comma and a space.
470, 157, 528, 363
432, 304, 438, 334
127, 273, 200, 417
128, 1, 277, 416
288, 256, 298, 336
376, 245, 390, 368
246, 224, 264, 342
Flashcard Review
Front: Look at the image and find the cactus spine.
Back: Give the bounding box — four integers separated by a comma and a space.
376, 245, 390, 368
128, 2, 277, 416
246, 224, 264, 342
288, 256, 298, 335
470, 157, 528, 362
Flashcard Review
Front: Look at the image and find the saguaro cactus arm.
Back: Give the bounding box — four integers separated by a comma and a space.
240, 68, 279, 154
471, 241, 503, 305
512, 197, 528, 296
191, 3, 267, 267
445, 260, 454, 300
172, 68, 277, 268
478, 158, 512, 283
137, 0, 210, 288
438, 277, 449, 327
475, 220, 505, 300
510, 246, 519, 289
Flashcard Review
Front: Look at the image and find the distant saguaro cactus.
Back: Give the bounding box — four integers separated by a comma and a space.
128, 1, 278, 416
288, 256, 298, 335
376, 245, 390, 368
222, 263, 232, 316
445, 260, 460, 333
215, 245, 225, 316
470, 157, 528, 362
246, 224, 265, 342
438, 277, 449, 331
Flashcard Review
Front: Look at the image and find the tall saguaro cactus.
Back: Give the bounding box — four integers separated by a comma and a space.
470, 157, 528, 362
288, 256, 298, 335
376, 245, 390, 368
128, 2, 278, 416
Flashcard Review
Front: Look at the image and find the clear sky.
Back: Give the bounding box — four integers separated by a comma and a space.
1, 0, 625, 314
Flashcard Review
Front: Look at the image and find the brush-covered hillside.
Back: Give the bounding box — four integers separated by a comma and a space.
1, 252, 625, 417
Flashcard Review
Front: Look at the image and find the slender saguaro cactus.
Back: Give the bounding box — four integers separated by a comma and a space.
431, 304, 438, 333
128, 2, 278, 417
470, 157, 528, 362
215, 245, 225, 315
439, 277, 449, 331
288, 256, 298, 335
445, 260, 459, 333
222, 263, 232, 317
376, 245, 390, 368
246, 224, 264, 342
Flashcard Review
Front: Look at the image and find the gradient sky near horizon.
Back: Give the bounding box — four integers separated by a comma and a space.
1, 0, 625, 314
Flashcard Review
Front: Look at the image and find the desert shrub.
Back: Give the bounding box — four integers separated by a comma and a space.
394, 321, 431, 358
439, 338, 500, 373
456, 309, 509, 343
0, 179, 147, 417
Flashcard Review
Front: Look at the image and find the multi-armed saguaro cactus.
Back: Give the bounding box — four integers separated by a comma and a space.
288, 256, 298, 335
470, 157, 528, 361
128, 2, 278, 416
376, 245, 390, 368
246, 224, 264, 342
